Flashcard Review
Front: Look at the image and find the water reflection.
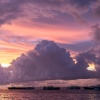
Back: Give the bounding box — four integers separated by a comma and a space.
0, 90, 100, 100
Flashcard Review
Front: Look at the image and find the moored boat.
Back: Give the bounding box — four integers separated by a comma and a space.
43, 86, 60, 90
8, 87, 34, 90
67, 86, 81, 90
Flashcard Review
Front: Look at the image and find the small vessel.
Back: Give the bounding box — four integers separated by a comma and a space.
43, 86, 60, 90
8, 87, 34, 90
83, 87, 94, 90
94, 87, 100, 90
67, 86, 81, 90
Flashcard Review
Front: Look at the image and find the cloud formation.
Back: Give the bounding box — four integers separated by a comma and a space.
0, 23, 100, 84
8, 24, 100, 83
8, 39, 99, 83
0, 37, 100, 84
74, 24, 100, 79
10, 40, 75, 82
0, 0, 99, 25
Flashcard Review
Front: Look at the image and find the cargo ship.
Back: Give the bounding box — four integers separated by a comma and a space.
67, 86, 81, 90
8, 87, 34, 90
83, 87, 94, 90
43, 86, 60, 90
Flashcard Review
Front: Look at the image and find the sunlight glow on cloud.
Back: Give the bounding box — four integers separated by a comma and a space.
1, 63, 11, 68
87, 63, 96, 71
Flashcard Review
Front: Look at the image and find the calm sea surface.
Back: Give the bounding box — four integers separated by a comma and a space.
0, 90, 100, 100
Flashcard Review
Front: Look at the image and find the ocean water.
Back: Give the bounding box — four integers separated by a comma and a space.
0, 90, 100, 100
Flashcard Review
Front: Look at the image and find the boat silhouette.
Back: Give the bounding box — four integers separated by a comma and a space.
8, 87, 34, 90
43, 86, 60, 90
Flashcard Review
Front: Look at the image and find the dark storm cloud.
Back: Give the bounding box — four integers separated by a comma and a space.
0, 0, 99, 25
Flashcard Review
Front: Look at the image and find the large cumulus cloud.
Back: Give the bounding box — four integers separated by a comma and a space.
10, 40, 75, 82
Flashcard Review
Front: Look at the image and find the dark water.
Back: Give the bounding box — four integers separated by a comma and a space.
0, 90, 100, 100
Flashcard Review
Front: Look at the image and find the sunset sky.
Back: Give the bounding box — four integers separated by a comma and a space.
0, 0, 100, 85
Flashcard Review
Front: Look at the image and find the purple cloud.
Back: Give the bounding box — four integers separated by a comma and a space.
0, 0, 99, 25
10, 40, 75, 82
